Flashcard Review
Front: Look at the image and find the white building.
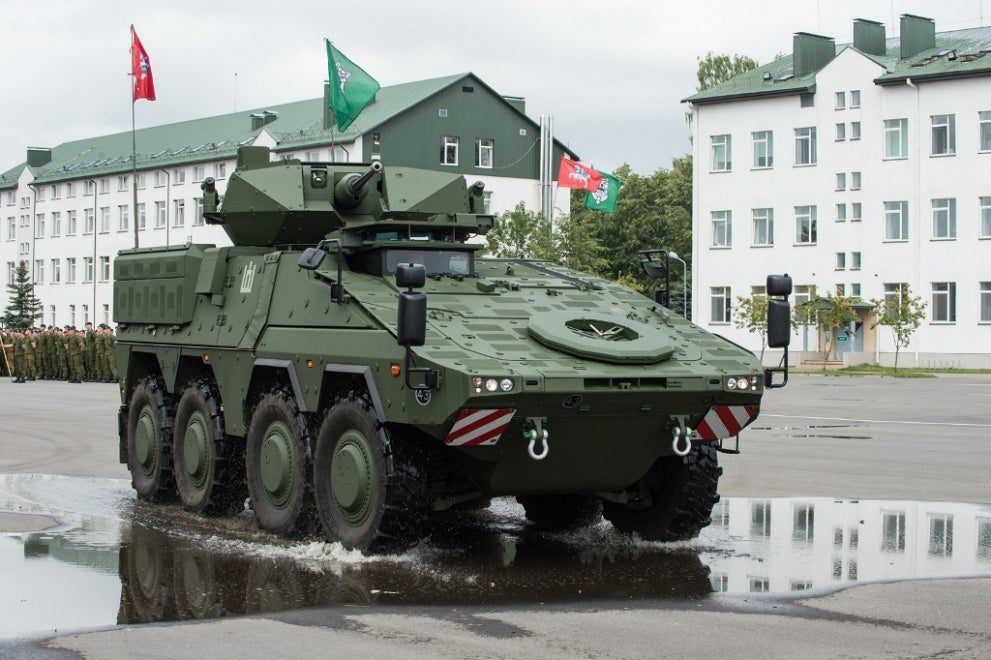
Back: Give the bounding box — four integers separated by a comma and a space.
1, 72, 575, 330
686, 15, 991, 368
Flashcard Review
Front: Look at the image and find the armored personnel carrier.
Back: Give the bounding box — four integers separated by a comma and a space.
115, 145, 791, 553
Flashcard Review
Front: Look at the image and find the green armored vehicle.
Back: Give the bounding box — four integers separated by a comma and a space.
115, 145, 792, 553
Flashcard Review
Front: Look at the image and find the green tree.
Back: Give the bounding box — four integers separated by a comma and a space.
870, 284, 927, 369
696, 51, 760, 91
812, 288, 858, 369
733, 294, 769, 361
1, 260, 43, 329
485, 202, 558, 260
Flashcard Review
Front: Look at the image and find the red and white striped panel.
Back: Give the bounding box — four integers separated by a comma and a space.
444, 409, 516, 447
694, 405, 759, 441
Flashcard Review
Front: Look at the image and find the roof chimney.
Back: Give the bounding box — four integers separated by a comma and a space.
27, 147, 52, 168
853, 18, 887, 56
900, 14, 936, 59
793, 32, 836, 76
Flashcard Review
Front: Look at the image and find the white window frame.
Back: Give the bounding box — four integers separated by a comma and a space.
835, 123, 846, 141
835, 172, 846, 191
884, 201, 909, 241
66, 257, 76, 283
118, 205, 129, 232
83, 256, 94, 283
50, 211, 60, 237
752, 131, 773, 168
931, 114, 956, 156
851, 202, 862, 223
192, 166, 205, 182
836, 203, 847, 222
67, 210, 77, 235
155, 201, 166, 229
850, 121, 861, 140
850, 90, 861, 108
50, 258, 60, 284
84, 208, 95, 234
835, 252, 846, 270
931, 282, 956, 323
711, 134, 732, 172
752, 208, 773, 246
931, 198, 956, 239
99, 256, 110, 282
440, 135, 459, 166
475, 138, 494, 169
711, 210, 732, 247
884, 118, 908, 159
851, 171, 861, 190
710, 286, 731, 324
99, 207, 110, 233
794, 205, 817, 245
981, 111, 991, 152
851, 251, 861, 270
795, 127, 817, 166
173, 199, 185, 228
981, 196, 991, 238
980, 281, 991, 322
835, 91, 846, 110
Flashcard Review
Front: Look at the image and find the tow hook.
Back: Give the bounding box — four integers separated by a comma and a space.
671, 416, 693, 457
523, 418, 549, 460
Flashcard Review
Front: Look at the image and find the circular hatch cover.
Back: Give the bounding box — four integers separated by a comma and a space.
527, 310, 675, 364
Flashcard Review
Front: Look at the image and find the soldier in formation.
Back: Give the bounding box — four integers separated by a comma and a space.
0, 324, 117, 383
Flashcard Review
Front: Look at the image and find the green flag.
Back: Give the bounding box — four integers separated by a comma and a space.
326, 41, 380, 131
584, 172, 622, 213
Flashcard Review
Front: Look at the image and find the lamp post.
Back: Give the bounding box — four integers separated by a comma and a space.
668, 251, 688, 318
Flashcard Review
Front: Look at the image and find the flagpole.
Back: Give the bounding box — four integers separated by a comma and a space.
131, 96, 139, 249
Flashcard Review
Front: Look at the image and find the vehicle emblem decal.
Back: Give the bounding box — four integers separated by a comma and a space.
694, 405, 759, 440
240, 261, 257, 293
444, 408, 516, 446
565, 318, 638, 341
562, 394, 583, 408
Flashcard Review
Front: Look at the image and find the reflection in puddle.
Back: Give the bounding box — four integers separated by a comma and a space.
1, 474, 990, 640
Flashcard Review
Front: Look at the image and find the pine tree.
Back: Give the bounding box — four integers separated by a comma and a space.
1, 260, 43, 329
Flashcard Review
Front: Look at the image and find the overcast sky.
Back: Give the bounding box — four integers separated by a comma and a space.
0, 1, 985, 176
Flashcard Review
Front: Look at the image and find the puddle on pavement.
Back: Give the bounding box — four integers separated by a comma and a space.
2, 473, 990, 640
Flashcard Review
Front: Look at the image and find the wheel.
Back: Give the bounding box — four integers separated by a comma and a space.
121, 525, 174, 623
603, 444, 722, 542
173, 551, 221, 620
245, 389, 314, 536
126, 375, 177, 502
173, 380, 246, 515
517, 494, 603, 531
313, 396, 429, 554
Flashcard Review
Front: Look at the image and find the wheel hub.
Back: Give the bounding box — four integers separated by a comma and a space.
259, 421, 294, 506
135, 406, 157, 473
332, 431, 372, 522
183, 411, 210, 487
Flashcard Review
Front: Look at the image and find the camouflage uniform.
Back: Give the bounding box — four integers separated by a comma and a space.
0, 331, 11, 377
54, 328, 69, 380
94, 327, 107, 381
84, 323, 96, 381
23, 330, 38, 380
105, 327, 118, 381
12, 332, 27, 383
67, 329, 85, 383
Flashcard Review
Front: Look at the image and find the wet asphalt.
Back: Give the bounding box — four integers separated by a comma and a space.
0, 374, 990, 658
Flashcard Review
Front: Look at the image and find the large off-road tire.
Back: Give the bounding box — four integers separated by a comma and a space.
245, 389, 314, 537
603, 444, 722, 542
127, 375, 177, 503
313, 395, 429, 554
172, 380, 246, 515
517, 494, 603, 531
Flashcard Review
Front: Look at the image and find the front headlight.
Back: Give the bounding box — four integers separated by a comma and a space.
726, 375, 759, 391
472, 376, 515, 394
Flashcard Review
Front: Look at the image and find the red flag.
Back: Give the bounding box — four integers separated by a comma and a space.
130, 26, 156, 102
557, 156, 603, 192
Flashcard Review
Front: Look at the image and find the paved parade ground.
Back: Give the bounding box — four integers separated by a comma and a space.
1, 374, 990, 658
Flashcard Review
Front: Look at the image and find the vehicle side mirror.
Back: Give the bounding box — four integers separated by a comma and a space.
297, 247, 326, 270
767, 273, 793, 297
767, 299, 791, 348
397, 291, 426, 347
396, 263, 426, 289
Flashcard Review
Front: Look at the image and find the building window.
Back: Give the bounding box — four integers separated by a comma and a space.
155, 201, 166, 229
851, 251, 861, 270
981, 111, 991, 152
835, 91, 846, 109
50, 184, 60, 200
82, 304, 89, 324
50, 212, 61, 237
929, 514, 953, 557
100, 256, 110, 282
5, 217, 12, 241
711, 210, 732, 247
475, 139, 494, 168
51, 258, 60, 284
213, 162, 226, 179
850, 121, 861, 140
34, 259, 44, 284
836, 203, 847, 222
155, 171, 167, 187
882, 510, 906, 552
117, 175, 129, 192
851, 202, 862, 222
982, 197, 991, 238
835, 252, 846, 270
440, 135, 459, 166
884, 201, 908, 241
752, 131, 773, 168
711, 134, 732, 171
752, 208, 773, 246
795, 127, 817, 165
980, 282, 991, 322
173, 200, 185, 228
795, 205, 817, 244
931, 114, 956, 156
103, 304, 110, 325
800, 93, 814, 108
66, 257, 76, 283
193, 198, 204, 227
69, 304, 76, 327
851, 283, 861, 297
835, 123, 846, 141
931, 198, 956, 239
66, 182, 75, 198
84, 208, 95, 234
884, 118, 908, 159
835, 172, 846, 191
99, 207, 110, 233
751, 500, 772, 537
711, 286, 731, 323
99, 178, 110, 194
851, 171, 861, 190
850, 89, 861, 107
174, 169, 186, 184
137, 203, 146, 230
932, 282, 956, 322
192, 166, 205, 182
118, 205, 129, 232
35, 214, 45, 238
83, 256, 94, 283
136, 173, 146, 190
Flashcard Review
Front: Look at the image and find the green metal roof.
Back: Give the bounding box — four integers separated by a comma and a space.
683, 25, 991, 104
2, 72, 563, 186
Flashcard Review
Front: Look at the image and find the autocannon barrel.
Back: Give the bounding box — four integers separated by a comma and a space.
335, 160, 383, 210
